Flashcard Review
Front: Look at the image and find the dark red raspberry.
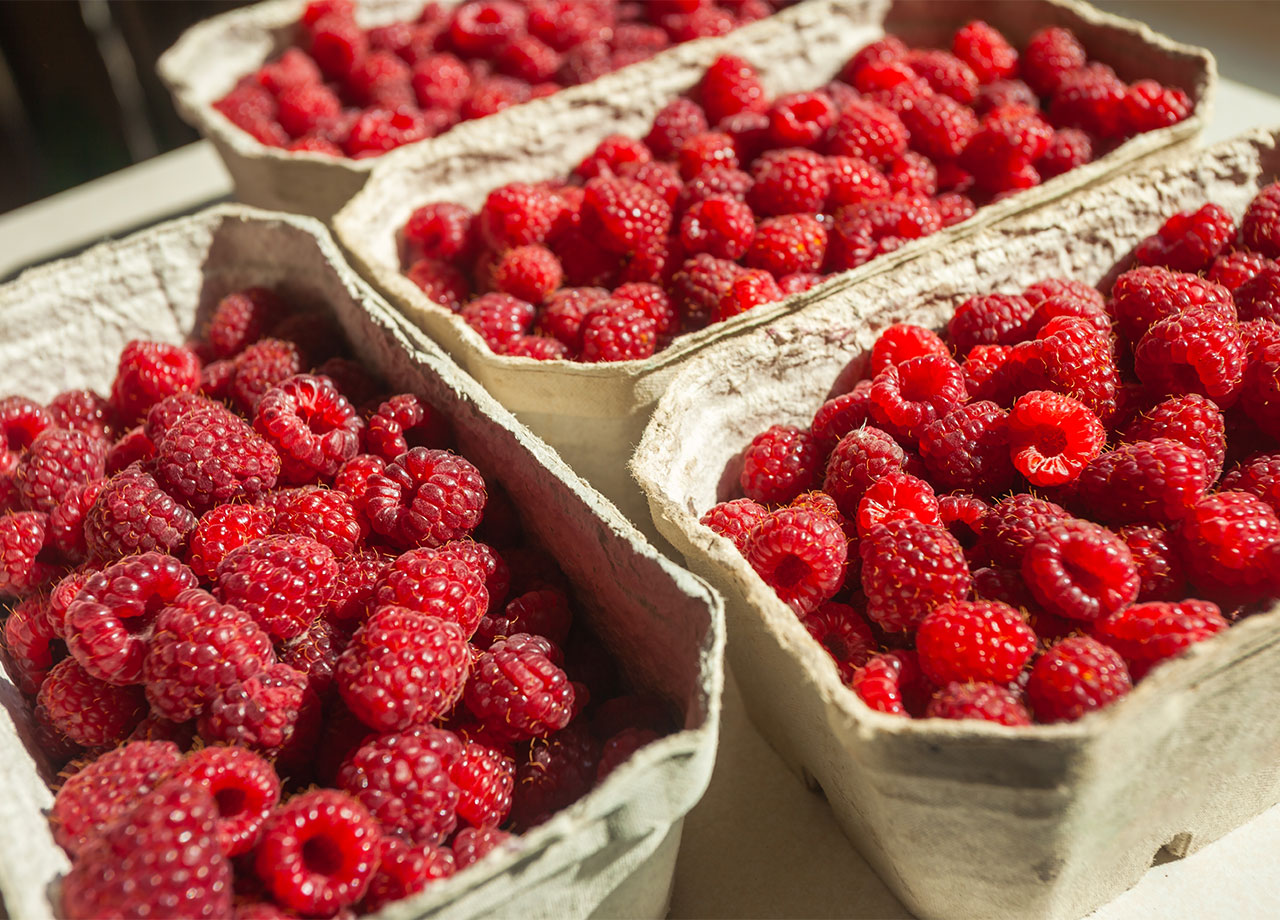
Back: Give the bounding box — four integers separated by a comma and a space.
46, 568, 91, 639
475, 587, 572, 649
926, 682, 1031, 725
918, 400, 1015, 497
743, 507, 847, 615
677, 131, 739, 180
216, 534, 336, 641
144, 393, 230, 444
1124, 79, 1192, 133
1176, 491, 1280, 600
254, 374, 363, 485
1119, 524, 1188, 603
503, 335, 567, 361
175, 746, 281, 857
254, 788, 380, 916
1003, 316, 1121, 421
1235, 266, 1280, 325
337, 727, 463, 845
46, 389, 116, 442
700, 498, 768, 552
207, 288, 290, 360
229, 339, 305, 413
535, 287, 607, 353
338, 606, 471, 731
860, 520, 970, 632
699, 54, 766, 124
38, 658, 146, 746
1006, 390, 1105, 487
199, 662, 320, 767
461, 293, 536, 354
493, 245, 564, 303
0, 510, 54, 594
1022, 519, 1139, 622
333, 454, 390, 506
62, 778, 231, 920
4, 594, 60, 694
597, 727, 662, 781
899, 93, 978, 160
185, 503, 272, 579
85, 468, 196, 561
826, 100, 908, 166
947, 292, 1035, 357
679, 195, 755, 261
15, 427, 105, 513
953, 20, 1018, 83
848, 650, 931, 716
145, 588, 276, 722
823, 426, 905, 517
153, 410, 279, 512
798, 601, 875, 683
1022, 26, 1086, 95
916, 600, 1036, 685
363, 837, 455, 912
1109, 266, 1234, 347
263, 486, 363, 556
1133, 203, 1235, 274
1241, 342, 1280, 438
477, 183, 560, 250
373, 546, 488, 636
1222, 453, 1280, 515
407, 258, 472, 311
745, 214, 827, 277
869, 354, 968, 442
980, 493, 1071, 568
1242, 182, 1280, 258
1027, 635, 1132, 722
713, 269, 784, 323
363, 447, 486, 549
449, 738, 515, 828
1094, 600, 1227, 681
582, 176, 671, 256
280, 615, 345, 696
403, 202, 476, 263
856, 471, 940, 536
670, 254, 744, 322
738, 425, 821, 505
465, 633, 574, 741
506, 722, 596, 830
1134, 309, 1245, 407
110, 340, 201, 424
579, 302, 658, 362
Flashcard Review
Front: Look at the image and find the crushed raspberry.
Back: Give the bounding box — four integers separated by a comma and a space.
700, 498, 768, 552
1022, 519, 1140, 622
1026, 635, 1131, 722
744, 507, 847, 614
1006, 390, 1105, 486
926, 682, 1031, 725
465, 633, 575, 740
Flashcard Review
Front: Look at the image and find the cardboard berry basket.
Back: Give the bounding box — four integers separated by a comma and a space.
332, 0, 1212, 540
629, 126, 1280, 920
0, 204, 725, 920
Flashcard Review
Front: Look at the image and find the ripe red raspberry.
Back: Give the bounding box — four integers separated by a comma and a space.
406, 258, 472, 311
502, 335, 568, 362
743, 507, 847, 614
229, 338, 304, 412
185, 503, 271, 579
796, 601, 874, 683
0, 509, 55, 594
947, 292, 1035, 357
919, 400, 1016, 497
1210, 251, 1277, 294
506, 721, 597, 830
344, 108, 433, 157
1027, 635, 1132, 722
1120, 522, 1189, 608
1002, 316, 1121, 421
15, 428, 105, 513
1109, 266, 1234, 347
841, 36, 907, 80
492, 245, 564, 304
678, 164, 754, 211
883, 151, 937, 198
1242, 182, 1280, 258
1133, 308, 1245, 407
85, 468, 196, 561
103, 425, 153, 476
110, 340, 201, 424
337, 726, 463, 845
738, 425, 821, 506
145, 588, 276, 722
364, 837, 456, 912
861, 519, 970, 633
1024, 277, 1105, 310
50, 740, 182, 858
461, 293, 536, 354
1176, 490, 1280, 600
1049, 64, 1127, 138
254, 374, 363, 485
338, 606, 470, 731
449, 738, 514, 828
1006, 390, 1105, 487
699, 54, 766, 124
143, 393, 230, 443
449, 0, 525, 55
1121, 394, 1226, 483
475, 587, 572, 649
46, 389, 115, 443
535, 287, 607, 352
64, 552, 198, 685
403, 202, 476, 263
848, 650, 931, 716
1023, 519, 1140, 622
216, 534, 336, 641
581, 176, 671, 256
953, 20, 1018, 84
980, 493, 1071, 568
465, 633, 574, 740
938, 493, 990, 556
916, 600, 1037, 686
199, 662, 320, 767
611, 282, 679, 339
1037, 127, 1093, 179
153, 410, 279, 512
906, 49, 978, 103
926, 682, 1031, 725
1025, 291, 1111, 338
0, 395, 52, 452
820, 157, 886, 213
1094, 600, 1228, 681
831, 191, 938, 262
1022, 26, 1086, 95
363, 447, 487, 549
856, 471, 940, 536
1235, 266, 1280, 324
961, 105, 1053, 193
1222, 453, 1280, 515
744, 214, 827, 277
823, 426, 905, 517
207, 288, 291, 361
700, 498, 768, 552
45, 567, 91, 638
175, 745, 281, 857
810, 382, 873, 455
676, 131, 739, 180
826, 100, 908, 166
38, 658, 146, 746
869, 353, 968, 442
62, 777, 231, 920
580, 301, 658, 362
478, 183, 560, 250
644, 97, 709, 158
1132, 203, 1235, 274
897, 93, 978, 160
713, 269, 784, 323
373, 546, 488, 636
254, 788, 380, 916
4, 594, 60, 694
670, 254, 744, 322
1241, 342, 1280, 438
679, 195, 754, 261
621, 160, 683, 210
1124, 80, 1192, 133
961, 344, 1015, 402
767, 91, 836, 149
279, 613, 346, 697
262, 486, 363, 556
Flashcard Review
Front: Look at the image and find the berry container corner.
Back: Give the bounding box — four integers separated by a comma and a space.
630, 127, 1280, 920
0, 203, 724, 920
332, 0, 1213, 546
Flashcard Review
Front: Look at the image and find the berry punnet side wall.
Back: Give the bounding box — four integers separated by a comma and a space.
0, 204, 724, 920
632, 127, 1280, 920
333, 0, 1212, 546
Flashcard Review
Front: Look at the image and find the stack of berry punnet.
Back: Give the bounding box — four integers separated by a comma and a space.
0, 285, 678, 919
392, 25, 1193, 364
700, 181, 1280, 727
212, 0, 786, 160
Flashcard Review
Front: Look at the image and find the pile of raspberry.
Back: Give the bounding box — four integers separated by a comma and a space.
700, 182, 1280, 726
0, 286, 674, 918
395, 24, 1192, 364
214, 0, 784, 159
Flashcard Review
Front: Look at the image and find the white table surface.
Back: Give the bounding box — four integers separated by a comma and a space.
2, 50, 1280, 920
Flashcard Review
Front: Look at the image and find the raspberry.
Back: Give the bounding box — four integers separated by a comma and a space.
869, 354, 968, 442
175, 746, 281, 857
883, 151, 937, 198
947, 292, 1035, 357
856, 471, 940, 536
670, 253, 744, 322
953, 20, 1018, 84
461, 293, 536, 354
364, 838, 456, 911
254, 374, 363, 485
64, 552, 198, 685
263, 486, 363, 556
1049, 64, 1127, 138
679, 195, 754, 261
145, 588, 276, 722
582, 176, 671, 256
409, 53, 470, 110
373, 546, 488, 636
919, 400, 1016, 497
85, 468, 196, 560
279, 615, 345, 696
199, 662, 320, 767
1026, 291, 1111, 337
743, 507, 847, 614
736, 425, 819, 506
345, 108, 434, 157
402, 202, 476, 263
406, 259, 472, 311
1235, 266, 1280, 324
1108, 266, 1234, 347
611, 282, 679, 339
961, 106, 1053, 193
50, 740, 183, 858
62, 778, 231, 920
1242, 182, 1280, 258
151, 410, 279, 513
110, 340, 201, 424
1116, 523, 1186, 603
1006, 390, 1105, 487
699, 54, 766, 124
1025, 277, 1105, 310
580, 298, 658, 363
1121, 394, 1226, 483
981, 493, 1071, 568
1037, 127, 1092, 179
47, 390, 116, 442
464, 633, 574, 740
767, 91, 836, 149
926, 682, 1031, 725
820, 157, 887, 213
1022, 26, 1086, 95
475, 587, 572, 649
848, 650, 931, 716
46, 568, 91, 639
622, 160, 684, 210
743, 214, 827, 278
711, 269, 783, 323
1134, 308, 1245, 407
213, 78, 285, 146
1176, 491, 1280, 600
1027, 635, 1132, 722
1124, 80, 1192, 133
535, 287, 605, 352
861, 519, 970, 632
645, 97, 710, 159
1242, 342, 1280, 438
216, 535, 336, 641
0, 395, 52, 452
1094, 600, 1228, 681
826, 100, 908, 166
679, 165, 754, 213
1209, 251, 1277, 293
842, 36, 907, 79
677, 131, 739, 180
503, 335, 568, 361
597, 727, 661, 781
363, 447, 487, 549
493, 245, 564, 304
17, 426, 105, 515
1133, 203, 1236, 274
186, 503, 272, 579
337, 606, 470, 731
700, 498, 768, 552
1022, 519, 1140, 622
916, 599, 1037, 686
38, 658, 146, 746
1004, 317, 1121, 421
810, 383, 872, 455
506, 722, 596, 829
144, 393, 229, 443
254, 789, 380, 916
798, 601, 875, 682
450, 739, 515, 828
938, 493, 990, 556
230, 339, 305, 413
0, 509, 54, 594
898, 93, 978, 160
961, 344, 1014, 401
478, 183, 560, 250
823, 426, 905, 517
4, 594, 60, 694
1222, 453, 1280, 515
